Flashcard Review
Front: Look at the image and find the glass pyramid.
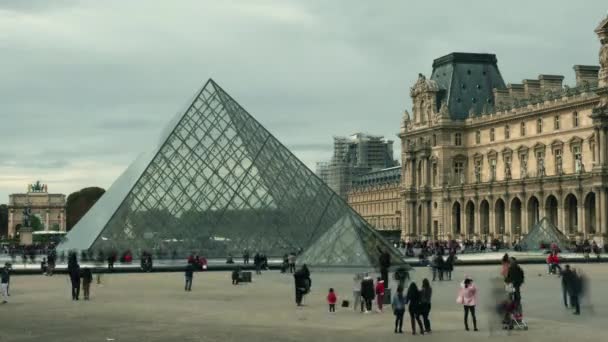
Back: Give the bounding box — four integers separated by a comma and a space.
518, 217, 571, 251
58, 79, 405, 267
297, 215, 410, 269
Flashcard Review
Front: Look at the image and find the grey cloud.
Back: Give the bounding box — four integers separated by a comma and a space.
1, 0, 607, 203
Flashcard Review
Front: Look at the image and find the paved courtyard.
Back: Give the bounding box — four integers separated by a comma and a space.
1, 264, 607, 342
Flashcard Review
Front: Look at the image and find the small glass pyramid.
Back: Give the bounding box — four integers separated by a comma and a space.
519, 217, 570, 251
58, 79, 405, 267
297, 215, 408, 269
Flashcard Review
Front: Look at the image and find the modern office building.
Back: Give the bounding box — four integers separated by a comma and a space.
316, 133, 398, 198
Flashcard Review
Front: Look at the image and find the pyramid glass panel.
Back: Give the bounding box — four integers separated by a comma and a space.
58, 79, 405, 266
519, 218, 571, 251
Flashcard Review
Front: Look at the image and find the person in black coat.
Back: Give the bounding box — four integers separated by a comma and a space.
505, 257, 524, 306
377, 247, 391, 287
185, 263, 194, 291
567, 268, 582, 315
405, 282, 424, 335
69, 262, 81, 300
360, 273, 375, 313
294, 264, 311, 306
561, 264, 573, 308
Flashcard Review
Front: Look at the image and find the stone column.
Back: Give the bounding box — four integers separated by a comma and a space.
601, 128, 608, 165
595, 128, 601, 166
578, 203, 586, 236
522, 200, 528, 236
596, 189, 603, 237
60, 210, 65, 231
460, 200, 466, 239
558, 205, 566, 235
505, 200, 511, 238
8, 210, 14, 237
475, 201, 481, 236
409, 202, 416, 237
596, 189, 608, 239
489, 201, 495, 236
45, 210, 50, 231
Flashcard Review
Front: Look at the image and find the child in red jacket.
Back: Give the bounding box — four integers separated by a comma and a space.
327, 288, 337, 313
375, 277, 385, 312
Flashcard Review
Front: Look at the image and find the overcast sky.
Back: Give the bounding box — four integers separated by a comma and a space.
0, 0, 606, 203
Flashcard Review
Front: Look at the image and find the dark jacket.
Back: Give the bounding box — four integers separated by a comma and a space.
360, 277, 375, 299
378, 247, 391, 269
445, 254, 455, 271
81, 268, 93, 284
506, 263, 524, 288
561, 268, 573, 288
0, 268, 9, 284
405, 287, 422, 312
419, 287, 432, 304
294, 267, 311, 291
185, 264, 194, 278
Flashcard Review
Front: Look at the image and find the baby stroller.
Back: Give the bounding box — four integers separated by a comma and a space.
500, 292, 528, 330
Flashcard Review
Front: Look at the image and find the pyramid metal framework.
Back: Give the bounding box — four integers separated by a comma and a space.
298, 215, 407, 269
59, 79, 405, 266
518, 217, 571, 251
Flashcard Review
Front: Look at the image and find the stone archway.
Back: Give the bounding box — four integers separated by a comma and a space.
511, 197, 522, 235
564, 193, 578, 235
545, 195, 559, 228
495, 198, 506, 235
480, 200, 490, 237
584, 192, 596, 234
465, 200, 475, 236
527, 196, 540, 232
452, 201, 462, 235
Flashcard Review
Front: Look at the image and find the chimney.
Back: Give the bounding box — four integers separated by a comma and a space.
523, 79, 541, 98
539, 74, 564, 93
573, 65, 599, 87
507, 83, 525, 99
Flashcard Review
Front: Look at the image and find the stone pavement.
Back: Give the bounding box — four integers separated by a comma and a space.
0, 264, 606, 342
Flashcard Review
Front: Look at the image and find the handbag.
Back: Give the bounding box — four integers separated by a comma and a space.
456, 289, 464, 304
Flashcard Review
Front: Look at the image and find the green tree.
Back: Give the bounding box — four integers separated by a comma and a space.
0, 204, 8, 237
30, 215, 43, 231
66, 187, 106, 231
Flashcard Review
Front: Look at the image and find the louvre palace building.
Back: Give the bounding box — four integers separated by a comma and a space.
396, 16, 608, 243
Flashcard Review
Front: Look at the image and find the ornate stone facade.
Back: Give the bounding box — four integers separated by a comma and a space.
399, 16, 608, 243
7, 183, 66, 237
348, 184, 401, 231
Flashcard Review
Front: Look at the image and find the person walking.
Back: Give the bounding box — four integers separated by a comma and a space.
294, 264, 311, 306
561, 264, 573, 308
327, 288, 337, 313
405, 282, 424, 335
254, 253, 262, 275
81, 267, 93, 300
568, 268, 582, 315
457, 276, 478, 331
3, 263, 11, 296
419, 278, 433, 333
375, 277, 385, 313
360, 273, 375, 313
392, 286, 406, 333
377, 247, 391, 287
288, 253, 296, 274
69, 262, 81, 301
185, 263, 194, 291
445, 253, 456, 280
505, 257, 524, 308
1, 265, 9, 304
